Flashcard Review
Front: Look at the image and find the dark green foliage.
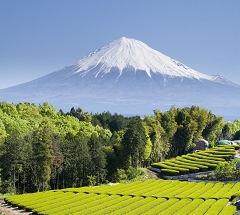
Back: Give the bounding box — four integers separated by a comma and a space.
91, 112, 130, 132
60, 132, 92, 188
30, 125, 54, 191
122, 117, 147, 168
234, 130, 240, 140
87, 132, 107, 185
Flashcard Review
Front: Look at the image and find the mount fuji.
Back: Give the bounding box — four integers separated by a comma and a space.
1, 37, 240, 119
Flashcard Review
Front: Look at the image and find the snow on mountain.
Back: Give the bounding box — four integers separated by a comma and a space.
1, 36, 240, 120
71, 37, 214, 81
211, 75, 240, 87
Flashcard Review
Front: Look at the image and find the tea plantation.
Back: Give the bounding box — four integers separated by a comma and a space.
151, 145, 238, 176
4, 145, 240, 214
5, 179, 239, 214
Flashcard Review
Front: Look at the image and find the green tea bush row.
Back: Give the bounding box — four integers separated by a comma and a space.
142, 181, 181, 197
126, 197, 167, 215
133, 180, 172, 196
210, 183, 235, 199
187, 182, 215, 199
209, 151, 236, 155
170, 159, 202, 173
212, 148, 236, 152
198, 182, 224, 199
151, 162, 189, 174
38, 193, 109, 214
187, 154, 222, 164
204, 199, 230, 215
38, 193, 112, 215
73, 195, 133, 215
233, 145, 240, 150
163, 182, 198, 198
196, 153, 225, 161
175, 182, 206, 199
164, 161, 199, 173
153, 181, 192, 198
141, 198, 180, 215
160, 198, 192, 215
171, 159, 208, 171
174, 199, 204, 215
209, 154, 232, 159
181, 155, 218, 170
105, 196, 154, 215
218, 205, 236, 215
33, 192, 92, 214
175, 157, 209, 171
188, 199, 216, 215
217, 144, 240, 150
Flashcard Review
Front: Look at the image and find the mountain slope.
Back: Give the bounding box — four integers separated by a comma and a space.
0, 37, 240, 119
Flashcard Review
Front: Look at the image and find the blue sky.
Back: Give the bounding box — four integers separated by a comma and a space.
1, 0, 239, 89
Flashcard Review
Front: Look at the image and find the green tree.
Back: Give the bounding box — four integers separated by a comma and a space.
172, 109, 197, 156
0, 130, 29, 193
30, 125, 53, 191
189, 106, 209, 140
122, 117, 147, 168
104, 146, 118, 182
88, 132, 107, 185
143, 115, 169, 163
154, 108, 178, 158
221, 123, 233, 140
202, 111, 223, 145
60, 132, 91, 188
50, 137, 63, 190
234, 130, 240, 140
0, 119, 7, 145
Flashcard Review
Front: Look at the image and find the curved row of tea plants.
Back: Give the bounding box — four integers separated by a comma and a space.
151, 146, 237, 176
5, 179, 239, 214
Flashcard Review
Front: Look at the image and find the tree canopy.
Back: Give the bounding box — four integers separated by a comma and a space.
0, 101, 236, 194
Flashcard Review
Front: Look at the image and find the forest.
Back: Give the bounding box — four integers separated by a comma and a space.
0, 101, 240, 194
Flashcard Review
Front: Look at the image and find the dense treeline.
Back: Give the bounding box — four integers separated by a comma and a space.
0, 102, 240, 194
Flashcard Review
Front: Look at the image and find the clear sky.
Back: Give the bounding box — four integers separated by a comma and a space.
0, 0, 239, 89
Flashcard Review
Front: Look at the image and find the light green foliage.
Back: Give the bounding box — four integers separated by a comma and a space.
188, 199, 216, 215
144, 134, 152, 160
218, 205, 236, 215
5, 180, 240, 215
116, 167, 145, 182
0, 120, 7, 144
214, 159, 240, 180
143, 115, 169, 163
87, 175, 97, 187
228, 119, 240, 136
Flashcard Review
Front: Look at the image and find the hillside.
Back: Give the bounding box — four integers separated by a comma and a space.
1, 37, 240, 119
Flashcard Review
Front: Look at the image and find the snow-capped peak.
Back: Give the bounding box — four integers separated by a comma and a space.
72, 37, 214, 81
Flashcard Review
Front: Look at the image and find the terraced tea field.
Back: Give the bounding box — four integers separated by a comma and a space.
151, 145, 237, 176
5, 179, 239, 214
